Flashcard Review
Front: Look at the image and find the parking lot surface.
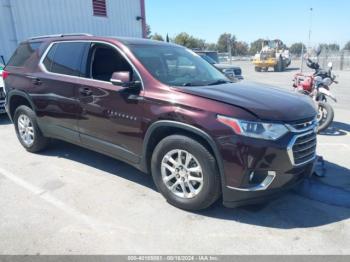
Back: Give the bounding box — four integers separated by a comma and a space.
1, 61, 350, 254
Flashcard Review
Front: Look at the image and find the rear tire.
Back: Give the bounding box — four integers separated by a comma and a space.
255, 66, 262, 72
317, 102, 334, 132
14, 105, 49, 152
151, 135, 221, 211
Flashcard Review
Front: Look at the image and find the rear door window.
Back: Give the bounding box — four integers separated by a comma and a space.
7, 42, 42, 67
43, 42, 88, 76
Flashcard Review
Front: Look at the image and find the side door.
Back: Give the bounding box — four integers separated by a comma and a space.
76, 42, 144, 164
34, 41, 89, 143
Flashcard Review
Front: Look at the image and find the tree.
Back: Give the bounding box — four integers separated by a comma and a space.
152, 33, 164, 41
327, 43, 340, 52
146, 24, 152, 39
233, 41, 249, 56
344, 41, 350, 50
319, 43, 340, 52
289, 42, 306, 56
205, 43, 217, 51
173, 32, 206, 49
217, 33, 236, 53
196, 39, 206, 50
249, 39, 264, 55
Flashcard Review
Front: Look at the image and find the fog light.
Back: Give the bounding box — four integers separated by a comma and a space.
248, 170, 273, 185
242, 171, 276, 191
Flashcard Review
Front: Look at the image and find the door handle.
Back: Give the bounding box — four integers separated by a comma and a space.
79, 87, 93, 96
32, 78, 42, 86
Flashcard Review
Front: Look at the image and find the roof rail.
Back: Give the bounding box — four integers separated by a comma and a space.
29, 33, 93, 40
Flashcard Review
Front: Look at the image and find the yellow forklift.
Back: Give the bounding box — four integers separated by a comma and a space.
252, 40, 291, 72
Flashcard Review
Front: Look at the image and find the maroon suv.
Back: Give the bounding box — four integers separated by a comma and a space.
3, 34, 317, 210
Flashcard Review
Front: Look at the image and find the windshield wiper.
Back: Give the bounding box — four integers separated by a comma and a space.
207, 79, 232, 86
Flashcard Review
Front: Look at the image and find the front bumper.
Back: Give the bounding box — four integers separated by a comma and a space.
222, 161, 314, 207
217, 126, 317, 207
224, 72, 243, 82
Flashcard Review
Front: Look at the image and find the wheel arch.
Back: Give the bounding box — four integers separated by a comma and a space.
141, 120, 225, 183
7, 90, 36, 120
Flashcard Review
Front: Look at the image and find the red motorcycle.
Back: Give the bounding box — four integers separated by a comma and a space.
293, 56, 337, 132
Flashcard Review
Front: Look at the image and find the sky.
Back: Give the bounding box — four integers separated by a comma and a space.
145, 0, 350, 48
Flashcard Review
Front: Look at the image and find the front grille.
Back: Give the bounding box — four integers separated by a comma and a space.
0, 88, 5, 100
234, 68, 242, 76
292, 132, 317, 165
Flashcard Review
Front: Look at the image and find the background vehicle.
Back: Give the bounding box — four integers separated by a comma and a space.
252, 39, 291, 72
4, 35, 317, 211
194, 50, 219, 63
293, 53, 337, 132
0, 63, 6, 114
195, 51, 243, 81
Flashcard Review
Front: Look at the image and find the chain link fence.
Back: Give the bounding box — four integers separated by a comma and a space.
217, 53, 251, 63
317, 49, 350, 71
218, 50, 350, 71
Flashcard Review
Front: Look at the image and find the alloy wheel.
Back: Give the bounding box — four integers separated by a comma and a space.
18, 114, 35, 146
161, 149, 203, 199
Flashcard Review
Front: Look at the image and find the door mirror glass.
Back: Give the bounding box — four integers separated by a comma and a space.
110, 71, 131, 86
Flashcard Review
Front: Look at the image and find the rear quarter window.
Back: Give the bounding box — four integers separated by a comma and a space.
7, 42, 42, 67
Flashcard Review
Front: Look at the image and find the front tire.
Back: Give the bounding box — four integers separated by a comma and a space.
151, 135, 221, 211
255, 66, 262, 72
317, 101, 334, 132
14, 105, 49, 152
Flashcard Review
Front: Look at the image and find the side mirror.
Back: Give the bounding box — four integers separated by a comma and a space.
110, 71, 131, 86
327, 62, 333, 69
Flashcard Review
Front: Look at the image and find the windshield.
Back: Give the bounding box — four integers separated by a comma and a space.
199, 54, 217, 65
129, 45, 229, 86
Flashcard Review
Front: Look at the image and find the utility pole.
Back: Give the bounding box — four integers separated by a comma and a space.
308, 7, 313, 50
301, 7, 313, 72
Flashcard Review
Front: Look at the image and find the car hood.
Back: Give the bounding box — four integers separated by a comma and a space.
176, 81, 317, 122
214, 63, 240, 70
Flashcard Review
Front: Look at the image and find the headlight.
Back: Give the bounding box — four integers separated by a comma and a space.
217, 115, 289, 140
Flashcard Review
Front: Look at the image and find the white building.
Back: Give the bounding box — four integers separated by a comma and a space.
0, 0, 146, 62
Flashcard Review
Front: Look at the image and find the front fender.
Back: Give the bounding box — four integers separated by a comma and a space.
140, 120, 225, 186
319, 87, 337, 102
